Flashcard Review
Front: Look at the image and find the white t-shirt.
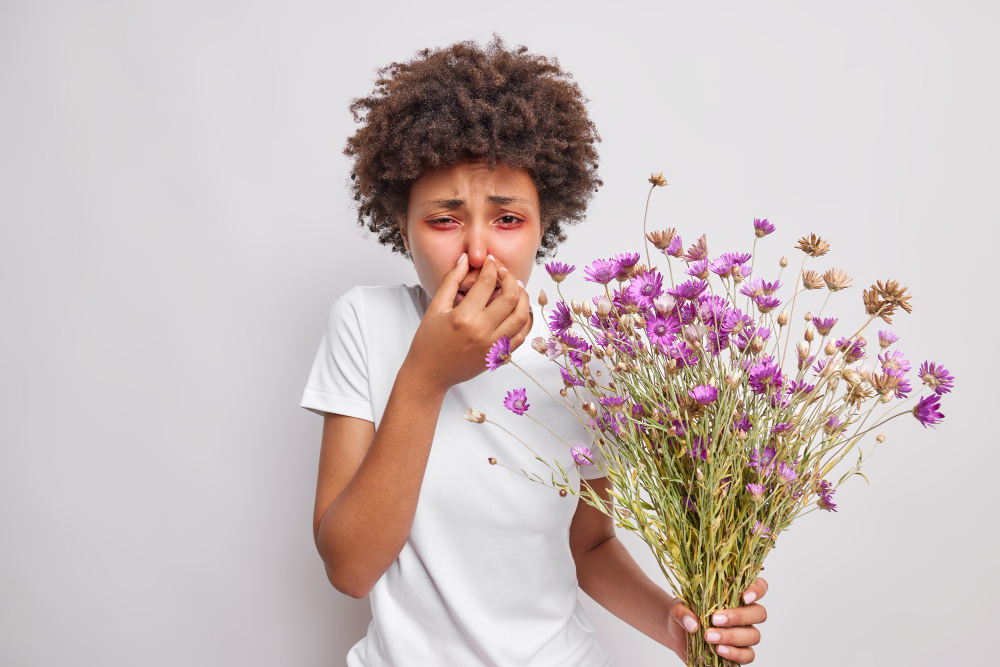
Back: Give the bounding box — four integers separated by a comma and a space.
300, 283, 615, 667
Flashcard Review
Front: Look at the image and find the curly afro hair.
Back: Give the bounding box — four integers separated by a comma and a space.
343, 33, 602, 263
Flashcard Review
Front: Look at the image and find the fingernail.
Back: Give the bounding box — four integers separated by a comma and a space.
488, 253, 496, 263
717, 645, 730, 655
457, 252, 466, 266
712, 614, 727, 625
516, 279, 524, 289
744, 591, 757, 604
706, 631, 720, 642
683, 616, 698, 633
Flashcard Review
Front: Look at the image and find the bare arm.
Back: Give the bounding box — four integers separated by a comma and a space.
313, 359, 448, 598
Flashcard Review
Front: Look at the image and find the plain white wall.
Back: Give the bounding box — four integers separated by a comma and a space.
1, 1, 996, 665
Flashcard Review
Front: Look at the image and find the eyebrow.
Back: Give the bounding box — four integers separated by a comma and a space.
420, 195, 531, 208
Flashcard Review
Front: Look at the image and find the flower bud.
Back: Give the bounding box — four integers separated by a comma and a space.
804, 326, 815, 342
596, 296, 612, 317
559, 488, 568, 497
879, 392, 892, 403
531, 336, 547, 354
559, 388, 568, 397
605, 344, 615, 358
666, 359, 678, 374
653, 294, 676, 314
488, 457, 497, 465
796, 340, 809, 361
843, 369, 861, 385
824, 340, 837, 356
633, 314, 646, 329
804, 311, 813, 321
582, 363, 591, 375
750, 335, 765, 354
777, 309, 789, 326
465, 408, 486, 423
538, 289, 548, 307
594, 347, 605, 360
876, 433, 886, 443
696, 467, 705, 481
779, 255, 788, 267
581, 300, 592, 318
570, 298, 581, 315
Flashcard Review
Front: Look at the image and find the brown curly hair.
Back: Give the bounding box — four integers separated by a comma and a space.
343, 33, 603, 263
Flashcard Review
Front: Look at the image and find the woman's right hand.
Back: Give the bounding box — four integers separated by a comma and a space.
404, 252, 534, 393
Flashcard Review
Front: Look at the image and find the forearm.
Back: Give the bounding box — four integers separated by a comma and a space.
316, 360, 448, 597
574, 535, 675, 645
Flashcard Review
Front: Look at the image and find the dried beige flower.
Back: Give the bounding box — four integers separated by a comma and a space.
648, 172, 668, 187
465, 408, 486, 423
795, 233, 831, 257
823, 268, 852, 291
874, 279, 913, 315
646, 228, 677, 250
802, 270, 825, 290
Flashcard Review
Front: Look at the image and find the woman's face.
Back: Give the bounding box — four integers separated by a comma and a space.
401, 156, 543, 309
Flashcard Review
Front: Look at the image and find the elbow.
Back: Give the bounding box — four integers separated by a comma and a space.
324, 560, 372, 599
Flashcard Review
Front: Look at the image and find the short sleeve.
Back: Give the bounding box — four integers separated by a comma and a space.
299, 286, 374, 422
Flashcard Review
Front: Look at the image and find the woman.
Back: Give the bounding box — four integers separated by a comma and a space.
301, 34, 769, 665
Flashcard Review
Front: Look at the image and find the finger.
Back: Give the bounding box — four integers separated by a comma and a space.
742, 576, 768, 604
713, 644, 755, 664
457, 253, 502, 313
485, 261, 523, 332
668, 597, 700, 634
433, 251, 470, 312
705, 625, 761, 648
502, 283, 532, 351
711, 603, 767, 627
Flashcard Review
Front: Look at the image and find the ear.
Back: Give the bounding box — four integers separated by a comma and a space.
399, 219, 410, 252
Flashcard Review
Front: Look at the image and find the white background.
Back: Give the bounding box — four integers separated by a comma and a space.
2, 1, 995, 665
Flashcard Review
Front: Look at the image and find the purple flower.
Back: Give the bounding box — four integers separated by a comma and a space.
878, 329, 899, 348
544, 261, 576, 282
893, 376, 913, 400
688, 434, 710, 460
753, 294, 782, 314
823, 413, 846, 435
685, 259, 710, 280
485, 335, 512, 371
814, 479, 838, 511
665, 234, 684, 257
627, 270, 664, 309
879, 350, 911, 374
598, 395, 627, 408
503, 388, 530, 415
754, 218, 775, 238
739, 277, 782, 299
645, 313, 681, 346
668, 279, 709, 301
812, 316, 838, 336
732, 411, 753, 433
771, 421, 794, 434
688, 384, 719, 405
749, 445, 777, 477
559, 366, 585, 387
548, 300, 574, 336
571, 445, 594, 466
584, 258, 623, 285
751, 520, 773, 538
918, 361, 955, 395
776, 461, 798, 485
615, 251, 641, 270
786, 379, 816, 396
913, 394, 945, 428
746, 483, 765, 501
748, 355, 785, 397
682, 494, 697, 511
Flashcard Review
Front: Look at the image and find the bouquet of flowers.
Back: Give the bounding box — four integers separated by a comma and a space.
463, 173, 954, 666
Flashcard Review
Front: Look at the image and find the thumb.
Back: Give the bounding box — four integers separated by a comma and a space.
431, 252, 468, 311
670, 597, 700, 634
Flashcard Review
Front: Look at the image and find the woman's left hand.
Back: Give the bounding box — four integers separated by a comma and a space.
660, 577, 769, 664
